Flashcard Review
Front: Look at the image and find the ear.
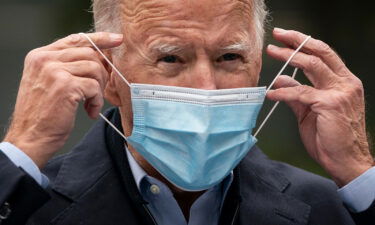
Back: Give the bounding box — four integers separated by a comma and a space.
103, 50, 122, 106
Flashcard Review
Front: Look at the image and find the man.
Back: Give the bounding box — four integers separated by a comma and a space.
0, 0, 374, 224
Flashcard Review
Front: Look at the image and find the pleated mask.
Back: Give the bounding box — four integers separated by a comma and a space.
80, 33, 310, 191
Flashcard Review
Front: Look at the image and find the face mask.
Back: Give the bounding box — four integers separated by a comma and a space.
80, 33, 311, 191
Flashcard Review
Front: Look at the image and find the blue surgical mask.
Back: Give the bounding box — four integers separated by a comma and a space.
128, 84, 265, 191
80, 33, 311, 192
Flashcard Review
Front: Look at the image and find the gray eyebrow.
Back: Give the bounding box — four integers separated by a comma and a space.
150, 42, 251, 55
151, 43, 183, 54
220, 42, 251, 52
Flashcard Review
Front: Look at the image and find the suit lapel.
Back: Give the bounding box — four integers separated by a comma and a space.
238, 182, 311, 225
50, 108, 155, 225
232, 146, 311, 225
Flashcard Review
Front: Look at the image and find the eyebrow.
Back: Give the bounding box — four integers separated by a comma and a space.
151, 43, 184, 55
150, 41, 252, 55
220, 42, 251, 52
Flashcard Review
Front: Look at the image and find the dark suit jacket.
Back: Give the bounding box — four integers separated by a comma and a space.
1, 108, 374, 225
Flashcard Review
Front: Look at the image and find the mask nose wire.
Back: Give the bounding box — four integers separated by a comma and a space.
254, 35, 311, 138
79, 33, 130, 141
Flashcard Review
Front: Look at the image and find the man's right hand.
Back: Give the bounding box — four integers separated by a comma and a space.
3, 32, 123, 169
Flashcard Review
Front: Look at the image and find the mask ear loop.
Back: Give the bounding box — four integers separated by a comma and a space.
79, 33, 131, 141
254, 68, 298, 137
254, 35, 311, 137
79, 33, 131, 87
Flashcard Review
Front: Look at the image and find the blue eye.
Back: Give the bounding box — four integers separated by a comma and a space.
159, 55, 179, 63
218, 53, 242, 62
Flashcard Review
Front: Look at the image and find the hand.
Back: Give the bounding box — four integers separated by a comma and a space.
3, 32, 123, 168
267, 28, 374, 187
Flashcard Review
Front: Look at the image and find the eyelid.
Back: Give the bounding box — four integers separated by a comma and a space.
157, 54, 184, 63
216, 52, 244, 62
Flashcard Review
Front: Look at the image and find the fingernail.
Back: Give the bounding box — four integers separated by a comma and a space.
274, 27, 286, 34
109, 33, 123, 41
267, 44, 278, 50
69, 34, 81, 43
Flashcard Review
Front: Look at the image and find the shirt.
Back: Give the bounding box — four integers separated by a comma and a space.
1, 141, 374, 214
126, 148, 233, 225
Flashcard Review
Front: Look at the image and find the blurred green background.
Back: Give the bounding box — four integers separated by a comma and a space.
0, 0, 374, 178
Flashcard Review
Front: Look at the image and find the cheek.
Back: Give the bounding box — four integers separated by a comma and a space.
216, 71, 258, 88
215, 61, 260, 88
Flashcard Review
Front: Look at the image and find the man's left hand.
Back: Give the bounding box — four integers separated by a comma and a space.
267, 28, 374, 187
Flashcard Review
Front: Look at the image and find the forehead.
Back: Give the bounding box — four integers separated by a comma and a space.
121, 0, 255, 48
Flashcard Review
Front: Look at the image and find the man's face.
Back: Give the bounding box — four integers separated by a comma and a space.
107, 0, 262, 136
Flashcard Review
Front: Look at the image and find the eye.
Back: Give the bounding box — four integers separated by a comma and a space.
158, 55, 180, 63
217, 53, 243, 62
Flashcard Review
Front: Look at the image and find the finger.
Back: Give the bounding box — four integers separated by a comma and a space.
269, 75, 305, 117
267, 45, 337, 89
56, 47, 107, 65
47, 32, 123, 51
73, 76, 104, 119
267, 85, 319, 106
273, 75, 301, 89
273, 28, 349, 75
61, 60, 109, 91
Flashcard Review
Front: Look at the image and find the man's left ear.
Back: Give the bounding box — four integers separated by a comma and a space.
103, 49, 122, 107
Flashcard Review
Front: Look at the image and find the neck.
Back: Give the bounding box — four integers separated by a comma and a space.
128, 145, 205, 221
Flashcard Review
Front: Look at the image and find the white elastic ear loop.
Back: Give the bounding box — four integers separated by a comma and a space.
79, 33, 131, 87
79, 33, 130, 141
254, 35, 311, 137
254, 68, 298, 137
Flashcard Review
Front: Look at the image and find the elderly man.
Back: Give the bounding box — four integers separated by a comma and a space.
0, 0, 374, 224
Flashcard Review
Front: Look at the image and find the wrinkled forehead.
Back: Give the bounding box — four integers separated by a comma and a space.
120, 0, 255, 47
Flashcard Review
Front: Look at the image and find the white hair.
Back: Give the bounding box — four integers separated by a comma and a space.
91, 0, 268, 50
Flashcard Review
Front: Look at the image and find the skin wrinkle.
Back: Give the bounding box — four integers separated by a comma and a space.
121, 0, 169, 19
106, 0, 260, 220
136, 26, 255, 70
120, 0, 258, 68
121, 0, 254, 42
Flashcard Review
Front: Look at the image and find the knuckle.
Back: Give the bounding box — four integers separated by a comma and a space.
53, 70, 71, 84
88, 61, 102, 72
40, 62, 64, 82
85, 47, 97, 58
43, 63, 71, 84
296, 85, 314, 102
335, 64, 349, 75
52, 72, 73, 92
66, 33, 82, 44
348, 77, 364, 95
296, 85, 311, 94
302, 56, 321, 72
25, 49, 37, 63
86, 78, 100, 90
317, 40, 332, 55
309, 56, 322, 68
351, 76, 363, 87
25, 50, 49, 67
40, 62, 56, 75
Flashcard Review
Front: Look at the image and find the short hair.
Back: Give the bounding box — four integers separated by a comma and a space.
92, 0, 268, 51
